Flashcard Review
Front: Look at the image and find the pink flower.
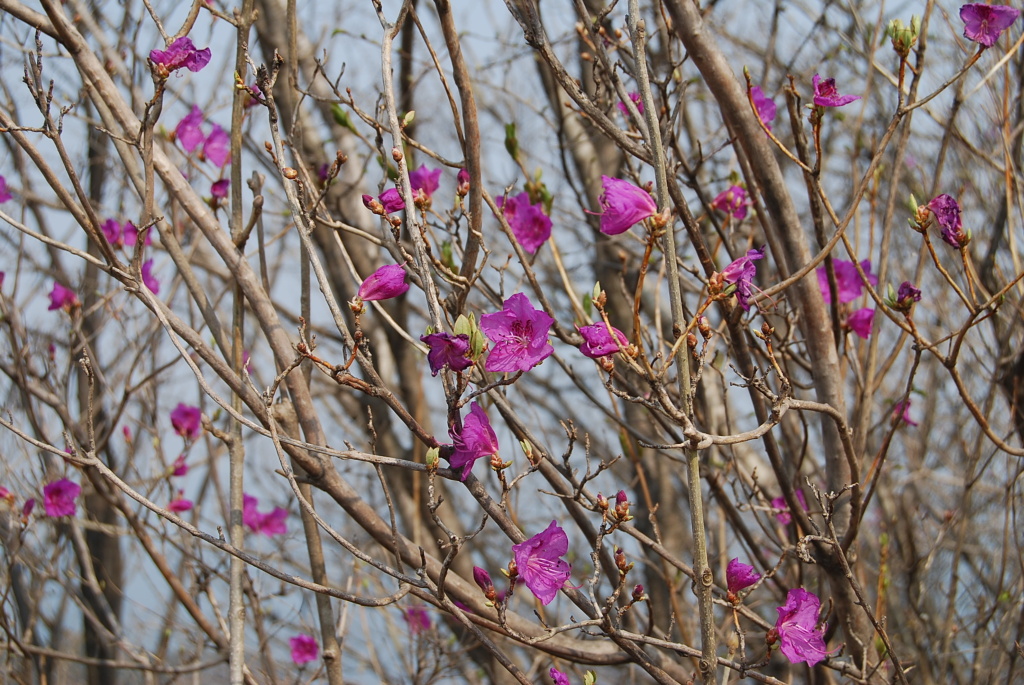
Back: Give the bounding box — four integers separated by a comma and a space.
847, 308, 874, 339
47, 282, 79, 311
358, 264, 409, 301
550, 667, 570, 685
141, 259, 160, 294
0, 175, 11, 203
892, 281, 922, 313
22, 498, 36, 518
289, 634, 319, 665
710, 185, 750, 220
616, 91, 644, 116
480, 293, 554, 372
772, 490, 808, 525
927, 194, 967, 248
597, 176, 657, 235
402, 606, 432, 634
420, 332, 473, 376
893, 398, 918, 427
457, 168, 470, 196
576, 322, 628, 359
497, 192, 552, 254
149, 37, 211, 77
960, 3, 1020, 48
211, 179, 230, 199
512, 520, 571, 605
378, 188, 405, 213
473, 566, 495, 596
409, 164, 442, 206
717, 246, 766, 311
203, 125, 229, 168
123, 222, 149, 248
726, 558, 761, 594
170, 403, 202, 441
750, 86, 777, 131
168, 496, 193, 512
172, 455, 189, 476
816, 259, 878, 304
175, 105, 206, 153
812, 74, 860, 108
243, 494, 287, 536
775, 588, 829, 666
449, 402, 499, 481
43, 478, 81, 517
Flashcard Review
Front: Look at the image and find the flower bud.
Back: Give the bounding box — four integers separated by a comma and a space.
457, 168, 470, 197
887, 16, 920, 59
283, 167, 298, 180
631, 584, 645, 603
391, 146, 403, 162
614, 490, 631, 521
697, 315, 711, 340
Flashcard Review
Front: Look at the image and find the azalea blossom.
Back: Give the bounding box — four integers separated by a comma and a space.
0, 175, 11, 203
378, 187, 405, 213
43, 478, 81, 517
172, 455, 189, 477
715, 246, 766, 310
576, 322, 628, 359
473, 566, 495, 597
420, 331, 473, 376
170, 403, 202, 440
596, 175, 657, 235
242, 493, 287, 536
149, 37, 211, 77
772, 489, 808, 525
927, 194, 968, 248
449, 402, 499, 481
167, 496, 193, 512
358, 264, 409, 301
816, 259, 878, 304
175, 105, 206, 152
847, 308, 874, 339
203, 125, 229, 167
710, 185, 750, 220
457, 168, 470, 197
726, 558, 761, 594
480, 293, 554, 372
750, 85, 777, 131
775, 588, 830, 666
289, 634, 319, 665
409, 164, 442, 206
141, 259, 160, 294
893, 398, 918, 427
512, 520, 571, 605
812, 74, 860, 108
960, 3, 1020, 48
891, 280, 922, 313
550, 668, 570, 685
616, 91, 644, 116
497, 192, 552, 254
211, 179, 230, 199
402, 606, 432, 634
47, 282, 79, 312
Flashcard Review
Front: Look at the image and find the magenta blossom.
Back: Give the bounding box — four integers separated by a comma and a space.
513, 520, 571, 605
812, 74, 860, 108
710, 185, 750, 220
893, 398, 918, 427
167, 496, 193, 512
150, 37, 211, 77
378, 187, 405, 213
817, 259, 878, 304
0, 175, 11, 203
449, 402, 499, 481
597, 175, 657, 235
170, 403, 202, 440
550, 668, 570, 685
243, 494, 288, 536
847, 308, 874, 339
203, 125, 229, 167
473, 566, 495, 595
751, 85, 777, 131
409, 164, 442, 200
927, 194, 968, 248
175, 105, 205, 152
172, 455, 189, 477
892, 281, 922, 313
480, 293, 554, 372
960, 4, 1020, 48
727, 558, 761, 594
211, 179, 230, 199
289, 634, 319, 665
772, 489, 808, 525
457, 168, 470, 196
420, 331, 473, 376
358, 264, 409, 301
717, 246, 766, 310
775, 588, 830, 666
403, 606, 432, 634
576, 322, 628, 359
616, 91, 644, 116
43, 478, 81, 517
141, 259, 160, 294
47, 282, 79, 312
497, 192, 552, 254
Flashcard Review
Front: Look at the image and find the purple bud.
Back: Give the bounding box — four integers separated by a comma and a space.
358, 264, 409, 301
